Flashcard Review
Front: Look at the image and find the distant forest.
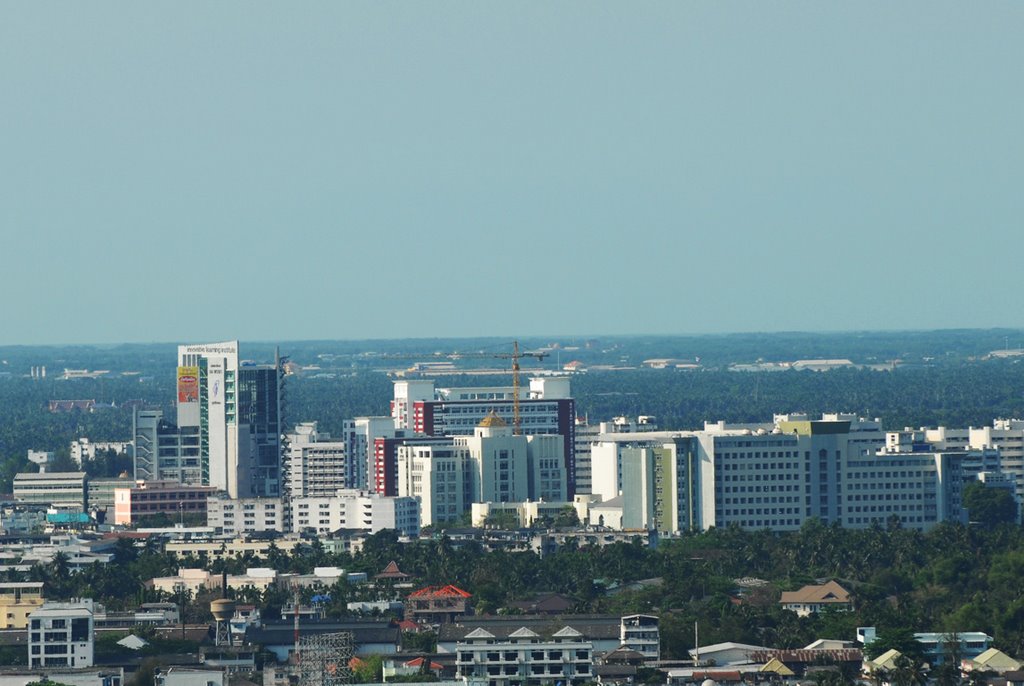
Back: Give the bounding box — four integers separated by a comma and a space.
1, 330, 1024, 491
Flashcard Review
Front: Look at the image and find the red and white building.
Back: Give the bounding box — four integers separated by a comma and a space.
389, 378, 576, 495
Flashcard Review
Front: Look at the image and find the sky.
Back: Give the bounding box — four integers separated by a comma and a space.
2, 3, 1022, 345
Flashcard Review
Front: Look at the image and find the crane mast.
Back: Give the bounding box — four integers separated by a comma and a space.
512, 341, 522, 435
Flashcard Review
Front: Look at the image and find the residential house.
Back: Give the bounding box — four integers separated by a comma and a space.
779, 581, 851, 617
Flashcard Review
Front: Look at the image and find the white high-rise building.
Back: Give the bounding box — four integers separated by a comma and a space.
390, 378, 577, 494
925, 419, 1024, 501
591, 414, 1006, 534
285, 423, 350, 499
398, 415, 567, 527
177, 341, 283, 498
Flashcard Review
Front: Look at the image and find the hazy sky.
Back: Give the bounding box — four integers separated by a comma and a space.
2, 3, 1022, 345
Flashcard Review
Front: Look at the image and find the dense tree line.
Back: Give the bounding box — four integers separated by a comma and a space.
18, 521, 1024, 660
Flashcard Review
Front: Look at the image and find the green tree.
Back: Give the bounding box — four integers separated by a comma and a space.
963, 482, 1017, 526
353, 655, 384, 683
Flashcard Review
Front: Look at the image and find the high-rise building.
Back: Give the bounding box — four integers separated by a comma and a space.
573, 415, 657, 495
398, 415, 567, 527
285, 422, 350, 499
391, 377, 576, 494
592, 413, 1006, 534
371, 431, 431, 496
176, 341, 283, 498
133, 408, 202, 484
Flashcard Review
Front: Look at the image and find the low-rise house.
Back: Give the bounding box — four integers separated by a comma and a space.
864, 648, 904, 675
0, 583, 44, 629
779, 581, 851, 616
438, 615, 628, 656
689, 642, 771, 667
964, 648, 1022, 674
915, 631, 992, 665
455, 625, 593, 686
749, 649, 863, 677
405, 585, 472, 625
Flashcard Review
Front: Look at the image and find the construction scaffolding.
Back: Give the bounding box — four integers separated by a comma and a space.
297, 631, 354, 686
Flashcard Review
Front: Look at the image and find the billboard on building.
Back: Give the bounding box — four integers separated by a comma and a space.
177, 366, 199, 403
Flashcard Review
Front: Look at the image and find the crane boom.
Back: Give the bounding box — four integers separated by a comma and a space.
512, 341, 522, 435
370, 341, 549, 433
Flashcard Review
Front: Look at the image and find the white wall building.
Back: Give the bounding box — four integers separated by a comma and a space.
177, 341, 282, 498
285, 423, 350, 498
69, 439, 133, 467
391, 378, 578, 495
399, 415, 568, 528
28, 601, 95, 669
925, 419, 1024, 502
455, 626, 593, 686
291, 490, 419, 536
574, 416, 657, 495
397, 442, 472, 529
591, 413, 1006, 534
620, 614, 660, 660
207, 496, 285, 536
13, 472, 87, 509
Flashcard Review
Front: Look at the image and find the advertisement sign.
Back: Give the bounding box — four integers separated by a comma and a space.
177, 366, 199, 403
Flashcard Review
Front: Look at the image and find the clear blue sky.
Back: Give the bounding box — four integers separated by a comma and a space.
2, 3, 1022, 345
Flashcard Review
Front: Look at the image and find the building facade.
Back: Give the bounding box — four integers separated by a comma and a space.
132, 408, 202, 485
392, 378, 577, 495
291, 490, 419, 537
398, 417, 567, 528
285, 423, 351, 499
207, 496, 285, 536
113, 481, 218, 526
0, 582, 44, 629
454, 625, 593, 686
13, 472, 87, 509
591, 413, 1007, 534
177, 341, 283, 498
70, 439, 133, 467
28, 602, 95, 669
